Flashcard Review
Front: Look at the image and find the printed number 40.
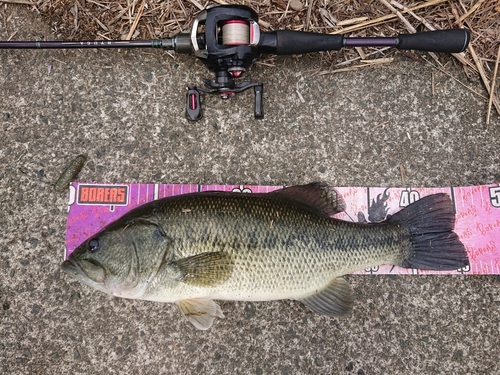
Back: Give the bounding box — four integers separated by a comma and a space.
399, 190, 420, 207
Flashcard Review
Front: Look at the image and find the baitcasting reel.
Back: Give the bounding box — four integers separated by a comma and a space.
180, 6, 263, 121
0, 5, 470, 121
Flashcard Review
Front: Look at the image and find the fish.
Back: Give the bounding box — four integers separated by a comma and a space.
61, 183, 469, 330
54, 154, 87, 191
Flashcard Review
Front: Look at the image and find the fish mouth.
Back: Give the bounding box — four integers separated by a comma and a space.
61, 259, 78, 274
61, 258, 83, 277
61, 257, 106, 289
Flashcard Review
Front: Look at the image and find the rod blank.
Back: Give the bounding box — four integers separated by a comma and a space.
0, 40, 165, 49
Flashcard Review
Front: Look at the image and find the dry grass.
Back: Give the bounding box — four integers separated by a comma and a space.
6, 0, 500, 114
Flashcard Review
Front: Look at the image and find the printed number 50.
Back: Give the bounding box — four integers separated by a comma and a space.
489, 186, 500, 208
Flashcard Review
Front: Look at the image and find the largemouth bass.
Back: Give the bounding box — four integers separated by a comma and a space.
62, 183, 469, 330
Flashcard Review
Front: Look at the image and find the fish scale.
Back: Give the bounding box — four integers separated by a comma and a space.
139, 192, 406, 302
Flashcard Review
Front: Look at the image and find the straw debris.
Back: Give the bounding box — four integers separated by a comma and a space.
8, 0, 500, 115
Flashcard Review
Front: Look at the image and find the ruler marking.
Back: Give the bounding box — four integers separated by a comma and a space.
450, 186, 457, 215
154, 184, 159, 200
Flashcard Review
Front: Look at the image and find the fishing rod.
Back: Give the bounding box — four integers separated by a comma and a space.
0, 5, 470, 121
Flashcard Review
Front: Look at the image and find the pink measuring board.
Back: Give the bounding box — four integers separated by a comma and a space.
65, 183, 500, 275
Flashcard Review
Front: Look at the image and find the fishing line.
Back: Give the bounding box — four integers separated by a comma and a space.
222, 20, 250, 46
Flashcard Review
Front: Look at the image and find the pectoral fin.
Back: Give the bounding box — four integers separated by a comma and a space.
177, 299, 224, 330
298, 278, 353, 317
170, 251, 233, 287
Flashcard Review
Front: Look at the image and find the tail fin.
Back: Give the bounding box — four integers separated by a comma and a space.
388, 193, 469, 270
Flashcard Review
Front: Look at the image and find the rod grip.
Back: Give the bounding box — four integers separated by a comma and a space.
397, 29, 470, 53
260, 31, 343, 55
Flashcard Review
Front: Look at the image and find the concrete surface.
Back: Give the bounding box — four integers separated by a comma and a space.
1, 5, 499, 375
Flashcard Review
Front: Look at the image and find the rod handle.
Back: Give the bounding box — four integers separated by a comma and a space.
259, 31, 343, 55
397, 29, 470, 53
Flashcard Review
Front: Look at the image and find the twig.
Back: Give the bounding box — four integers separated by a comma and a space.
355, 47, 366, 60
486, 45, 500, 125
108, 6, 133, 26
7, 31, 18, 41
380, 0, 416, 33
296, 89, 305, 103
422, 57, 488, 100
389, 0, 435, 31
360, 58, 394, 65
74, 0, 79, 33
127, 0, 133, 25
331, 46, 391, 68
317, 59, 393, 75
371, 121, 389, 130
318, 7, 337, 28
278, 0, 290, 23
188, 0, 204, 11
399, 164, 406, 186
332, 0, 449, 34
456, 0, 486, 24
85, 0, 111, 9
468, 43, 500, 114
305, 0, 315, 32
0, 0, 40, 4
125, 0, 146, 40
89, 12, 109, 32
258, 19, 271, 29
431, 72, 435, 96
175, 0, 188, 18
97, 33, 112, 40
337, 17, 368, 27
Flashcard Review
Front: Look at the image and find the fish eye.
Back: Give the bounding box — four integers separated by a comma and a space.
88, 238, 100, 252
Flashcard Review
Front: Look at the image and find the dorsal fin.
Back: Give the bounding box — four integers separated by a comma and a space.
271, 182, 345, 217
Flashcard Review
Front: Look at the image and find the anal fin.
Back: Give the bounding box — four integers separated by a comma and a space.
298, 278, 353, 317
177, 299, 224, 330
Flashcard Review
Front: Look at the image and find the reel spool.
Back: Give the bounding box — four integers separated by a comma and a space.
221, 20, 250, 46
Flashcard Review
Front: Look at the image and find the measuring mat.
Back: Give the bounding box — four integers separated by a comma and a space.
65, 183, 500, 275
